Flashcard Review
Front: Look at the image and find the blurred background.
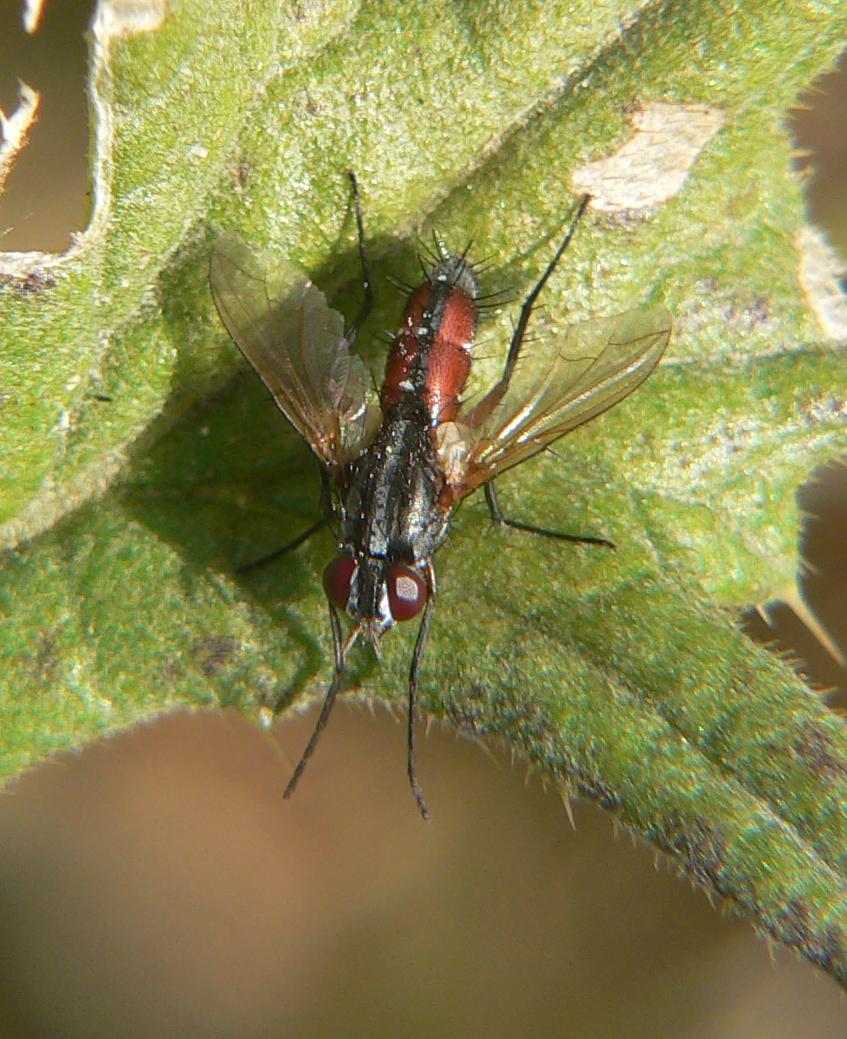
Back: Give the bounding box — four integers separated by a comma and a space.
1, 4, 846, 1037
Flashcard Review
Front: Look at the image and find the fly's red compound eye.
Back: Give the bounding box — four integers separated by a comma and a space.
387, 564, 427, 621
323, 555, 357, 610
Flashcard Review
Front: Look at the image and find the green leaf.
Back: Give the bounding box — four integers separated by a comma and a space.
2, 0, 847, 987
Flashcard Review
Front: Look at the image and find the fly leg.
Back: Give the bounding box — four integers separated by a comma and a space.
237, 466, 335, 574
343, 170, 374, 348
237, 516, 329, 574
284, 601, 346, 800
462, 194, 591, 429
484, 481, 615, 549
407, 591, 435, 821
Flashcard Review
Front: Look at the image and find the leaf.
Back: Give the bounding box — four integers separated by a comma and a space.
2, 0, 847, 987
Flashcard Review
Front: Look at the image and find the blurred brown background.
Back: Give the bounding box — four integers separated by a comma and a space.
1, 5, 846, 1037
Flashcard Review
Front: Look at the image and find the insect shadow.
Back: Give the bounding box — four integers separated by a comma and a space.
119, 215, 428, 714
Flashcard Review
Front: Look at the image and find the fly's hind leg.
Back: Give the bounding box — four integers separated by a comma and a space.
343, 170, 374, 347
463, 195, 591, 428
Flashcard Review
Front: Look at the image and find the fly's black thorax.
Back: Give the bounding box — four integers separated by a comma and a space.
340, 395, 449, 575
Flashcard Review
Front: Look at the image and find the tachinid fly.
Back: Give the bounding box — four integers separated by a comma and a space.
210, 174, 671, 819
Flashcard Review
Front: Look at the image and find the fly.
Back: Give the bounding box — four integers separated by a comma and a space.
210, 173, 672, 819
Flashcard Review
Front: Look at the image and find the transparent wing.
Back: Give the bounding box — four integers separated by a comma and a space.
437, 307, 671, 500
210, 232, 379, 473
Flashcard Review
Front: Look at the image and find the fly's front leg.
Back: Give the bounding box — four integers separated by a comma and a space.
284, 601, 347, 800
237, 466, 334, 574
237, 517, 329, 574
407, 565, 436, 821
484, 480, 615, 549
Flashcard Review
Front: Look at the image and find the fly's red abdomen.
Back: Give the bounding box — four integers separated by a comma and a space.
423, 286, 475, 423
381, 283, 431, 413
381, 257, 478, 426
